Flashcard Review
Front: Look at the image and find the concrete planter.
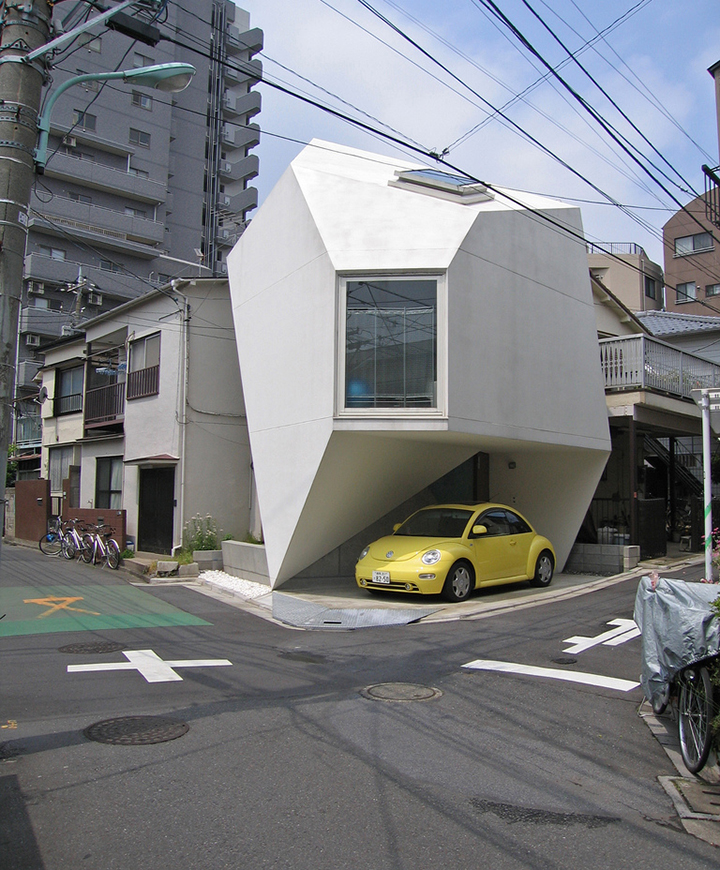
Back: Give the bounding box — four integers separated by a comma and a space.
192, 549, 224, 571
221, 540, 270, 585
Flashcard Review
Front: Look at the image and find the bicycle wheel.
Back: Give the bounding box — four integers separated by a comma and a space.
61, 533, 76, 560
80, 534, 95, 564
39, 533, 63, 556
106, 539, 120, 570
678, 665, 715, 773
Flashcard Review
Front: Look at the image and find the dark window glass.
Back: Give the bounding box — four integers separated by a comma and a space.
394, 508, 473, 538
345, 278, 437, 409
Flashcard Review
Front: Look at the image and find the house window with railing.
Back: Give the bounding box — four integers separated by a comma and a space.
127, 333, 160, 399
674, 232, 713, 256
54, 365, 84, 415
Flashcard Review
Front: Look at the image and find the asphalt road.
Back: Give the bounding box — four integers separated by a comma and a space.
0, 545, 717, 869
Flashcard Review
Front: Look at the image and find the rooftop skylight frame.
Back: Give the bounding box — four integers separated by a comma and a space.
389, 168, 495, 204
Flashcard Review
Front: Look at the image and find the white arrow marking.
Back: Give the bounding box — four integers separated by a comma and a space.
67, 649, 232, 683
462, 658, 640, 692
562, 618, 640, 654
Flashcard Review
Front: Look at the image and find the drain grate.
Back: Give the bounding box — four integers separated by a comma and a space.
84, 716, 189, 745
59, 641, 126, 655
360, 682, 442, 702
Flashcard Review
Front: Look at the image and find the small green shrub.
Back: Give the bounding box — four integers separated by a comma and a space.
183, 514, 221, 552
120, 549, 134, 560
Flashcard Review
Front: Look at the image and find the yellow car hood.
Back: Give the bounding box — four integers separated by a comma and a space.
368, 536, 451, 562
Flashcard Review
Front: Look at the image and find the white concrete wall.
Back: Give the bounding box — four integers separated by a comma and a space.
228, 141, 611, 585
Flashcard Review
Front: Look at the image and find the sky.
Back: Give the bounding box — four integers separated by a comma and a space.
233, 0, 720, 267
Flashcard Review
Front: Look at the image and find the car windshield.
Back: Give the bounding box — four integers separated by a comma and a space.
394, 508, 474, 538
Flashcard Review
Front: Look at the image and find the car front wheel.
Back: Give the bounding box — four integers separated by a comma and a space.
442, 561, 474, 602
529, 551, 554, 587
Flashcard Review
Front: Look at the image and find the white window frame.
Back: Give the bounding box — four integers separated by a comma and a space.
336, 272, 447, 418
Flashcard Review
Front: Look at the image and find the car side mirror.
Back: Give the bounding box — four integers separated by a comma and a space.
392, 523, 401, 532
472, 524, 487, 536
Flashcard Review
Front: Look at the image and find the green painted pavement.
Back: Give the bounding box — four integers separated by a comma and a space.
0, 584, 210, 637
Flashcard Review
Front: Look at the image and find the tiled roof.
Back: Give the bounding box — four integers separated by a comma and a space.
635, 310, 720, 336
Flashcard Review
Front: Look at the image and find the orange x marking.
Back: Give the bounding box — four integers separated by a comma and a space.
23, 596, 101, 618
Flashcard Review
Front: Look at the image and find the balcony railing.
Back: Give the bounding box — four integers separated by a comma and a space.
587, 242, 648, 257
54, 392, 83, 416
127, 364, 159, 399
600, 335, 720, 399
85, 382, 124, 426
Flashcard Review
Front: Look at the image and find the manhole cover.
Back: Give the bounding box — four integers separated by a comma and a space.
360, 682, 442, 702
59, 641, 126, 655
552, 656, 578, 665
83, 716, 189, 745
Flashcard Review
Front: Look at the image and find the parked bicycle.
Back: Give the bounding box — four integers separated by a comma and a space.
38, 516, 65, 557
60, 517, 90, 561
80, 520, 121, 569
635, 576, 719, 774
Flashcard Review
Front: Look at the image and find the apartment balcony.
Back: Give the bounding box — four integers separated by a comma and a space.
16, 359, 42, 389
222, 90, 261, 121
15, 413, 42, 448
39, 197, 165, 246
29, 214, 163, 259
219, 154, 259, 183
24, 254, 145, 302
600, 335, 720, 400
44, 152, 166, 204
19, 307, 66, 339
225, 26, 263, 56
84, 382, 125, 430
218, 187, 258, 217
224, 58, 262, 86
221, 123, 260, 151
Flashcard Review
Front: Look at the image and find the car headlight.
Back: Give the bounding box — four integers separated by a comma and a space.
421, 549, 441, 565
358, 546, 369, 561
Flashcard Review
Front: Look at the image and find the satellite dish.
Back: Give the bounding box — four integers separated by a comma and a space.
35, 386, 48, 404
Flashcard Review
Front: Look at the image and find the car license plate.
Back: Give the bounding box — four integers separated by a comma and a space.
372, 571, 391, 584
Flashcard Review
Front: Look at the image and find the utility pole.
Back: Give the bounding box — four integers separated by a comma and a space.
0, 0, 52, 558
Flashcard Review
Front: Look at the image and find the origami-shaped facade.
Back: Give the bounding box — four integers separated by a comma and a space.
227, 141, 610, 588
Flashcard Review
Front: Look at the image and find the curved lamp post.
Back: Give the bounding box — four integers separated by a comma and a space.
34, 62, 196, 173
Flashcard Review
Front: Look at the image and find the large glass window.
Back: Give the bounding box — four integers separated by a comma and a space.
345, 277, 437, 409
96, 457, 123, 509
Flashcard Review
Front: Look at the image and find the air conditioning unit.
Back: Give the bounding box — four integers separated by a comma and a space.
87, 292, 102, 306
28, 281, 45, 295
224, 162, 232, 173
26, 334, 40, 347
63, 135, 77, 147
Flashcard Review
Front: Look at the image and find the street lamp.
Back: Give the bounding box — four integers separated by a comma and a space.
34, 62, 196, 173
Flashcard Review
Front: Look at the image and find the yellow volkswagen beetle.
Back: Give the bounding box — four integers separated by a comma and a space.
355, 503, 555, 602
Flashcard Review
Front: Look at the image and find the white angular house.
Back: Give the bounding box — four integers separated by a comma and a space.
227, 141, 611, 588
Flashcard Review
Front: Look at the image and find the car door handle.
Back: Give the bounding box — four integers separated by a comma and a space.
509, 540, 517, 546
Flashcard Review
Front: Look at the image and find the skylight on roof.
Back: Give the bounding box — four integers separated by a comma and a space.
389, 168, 494, 204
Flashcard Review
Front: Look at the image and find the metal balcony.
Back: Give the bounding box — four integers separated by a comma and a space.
599, 335, 720, 399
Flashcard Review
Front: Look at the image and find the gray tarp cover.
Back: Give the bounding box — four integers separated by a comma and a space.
633, 576, 720, 707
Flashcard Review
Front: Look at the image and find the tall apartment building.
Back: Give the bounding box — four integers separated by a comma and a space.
663, 60, 720, 315
14, 1, 262, 478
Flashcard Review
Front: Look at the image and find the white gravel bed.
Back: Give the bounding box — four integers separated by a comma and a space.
199, 569, 271, 599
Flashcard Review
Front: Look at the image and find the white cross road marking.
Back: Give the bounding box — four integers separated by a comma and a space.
67, 649, 233, 683
562, 618, 640, 654
462, 658, 640, 692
